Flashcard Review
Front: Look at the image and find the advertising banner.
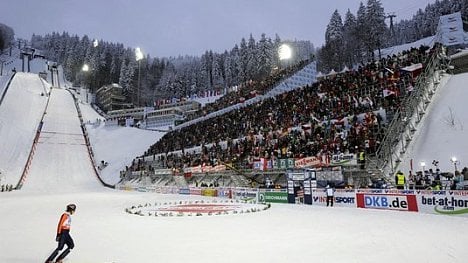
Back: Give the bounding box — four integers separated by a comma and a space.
356, 193, 418, 212
232, 188, 258, 201
294, 156, 321, 168
217, 188, 232, 198
416, 190, 468, 216
278, 158, 295, 169
330, 153, 357, 166
179, 188, 190, 195
279, 159, 287, 169
137, 186, 147, 192
258, 190, 288, 203
312, 189, 357, 207
201, 188, 217, 197
190, 187, 202, 195
116, 182, 468, 217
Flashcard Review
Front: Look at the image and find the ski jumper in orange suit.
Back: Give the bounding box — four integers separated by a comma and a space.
46, 205, 75, 263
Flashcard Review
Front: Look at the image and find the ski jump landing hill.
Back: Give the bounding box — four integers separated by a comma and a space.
0, 70, 102, 192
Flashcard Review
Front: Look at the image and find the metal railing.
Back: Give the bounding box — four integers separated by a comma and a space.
370, 47, 447, 179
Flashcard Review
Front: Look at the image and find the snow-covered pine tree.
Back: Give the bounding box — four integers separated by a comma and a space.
273, 34, 281, 69
118, 50, 137, 104
223, 50, 233, 89
324, 9, 344, 71
366, 0, 387, 59
246, 34, 257, 80
238, 38, 248, 83
230, 44, 241, 85
257, 33, 274, 79
343, 9, 359, 68
356, 2, 370, 62
212, 52, 225, 89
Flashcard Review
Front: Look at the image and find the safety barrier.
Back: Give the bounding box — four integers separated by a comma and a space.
0, 72, 16, 106
115, 184, 468, 217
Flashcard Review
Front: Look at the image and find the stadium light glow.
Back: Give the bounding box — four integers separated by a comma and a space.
420, 161, 426, 171
135, 47, 144, 61
451, 156, 460, 172
82, 64, 89, 72
278, 44, 292, 60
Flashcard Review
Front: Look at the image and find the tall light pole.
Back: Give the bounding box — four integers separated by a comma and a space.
135, 47, 144, 106
89, 39, 98, 90
82, 64, 89, 89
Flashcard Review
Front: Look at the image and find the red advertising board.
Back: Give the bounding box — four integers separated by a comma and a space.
356, 193, 418, 212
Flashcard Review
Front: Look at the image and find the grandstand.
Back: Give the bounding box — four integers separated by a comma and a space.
121, 43, 448, 190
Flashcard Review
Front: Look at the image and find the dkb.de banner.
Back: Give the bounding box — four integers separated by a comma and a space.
356, 192, 419, 212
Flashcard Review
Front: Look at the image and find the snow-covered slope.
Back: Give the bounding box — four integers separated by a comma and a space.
379, 36, 435, 57
86, 123, 164, 185
400, 73, 468, 174
22, 88, 102, 192
0, 73, 49, 185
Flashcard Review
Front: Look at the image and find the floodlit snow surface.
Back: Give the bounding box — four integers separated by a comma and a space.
0, 73, 49, 185
1, 190, 468, 263
22, 88, 102, 193
1, 61, 468, 262
399, 73, 468, 174
85, 123, 164, 185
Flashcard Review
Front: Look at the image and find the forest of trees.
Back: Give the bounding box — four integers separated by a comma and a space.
0, 23, 14, 53
318, 0, 468, 73
30, 32, 313, 108
21, 0, 468, 107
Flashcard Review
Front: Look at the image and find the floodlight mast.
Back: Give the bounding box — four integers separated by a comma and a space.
82, 64, 89, 89
135, 47, 144, 105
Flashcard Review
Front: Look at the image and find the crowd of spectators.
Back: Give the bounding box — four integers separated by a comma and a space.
130, 45, 439, 173
1, 184, 14, 192
407, 166, 468, 190
186, 59, 311, 121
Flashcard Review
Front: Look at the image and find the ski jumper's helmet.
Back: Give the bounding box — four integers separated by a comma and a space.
66, 204, 76, 212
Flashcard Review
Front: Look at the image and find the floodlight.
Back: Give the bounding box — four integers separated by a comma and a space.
135, 47, 144, 61
278, 44, 292, 60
